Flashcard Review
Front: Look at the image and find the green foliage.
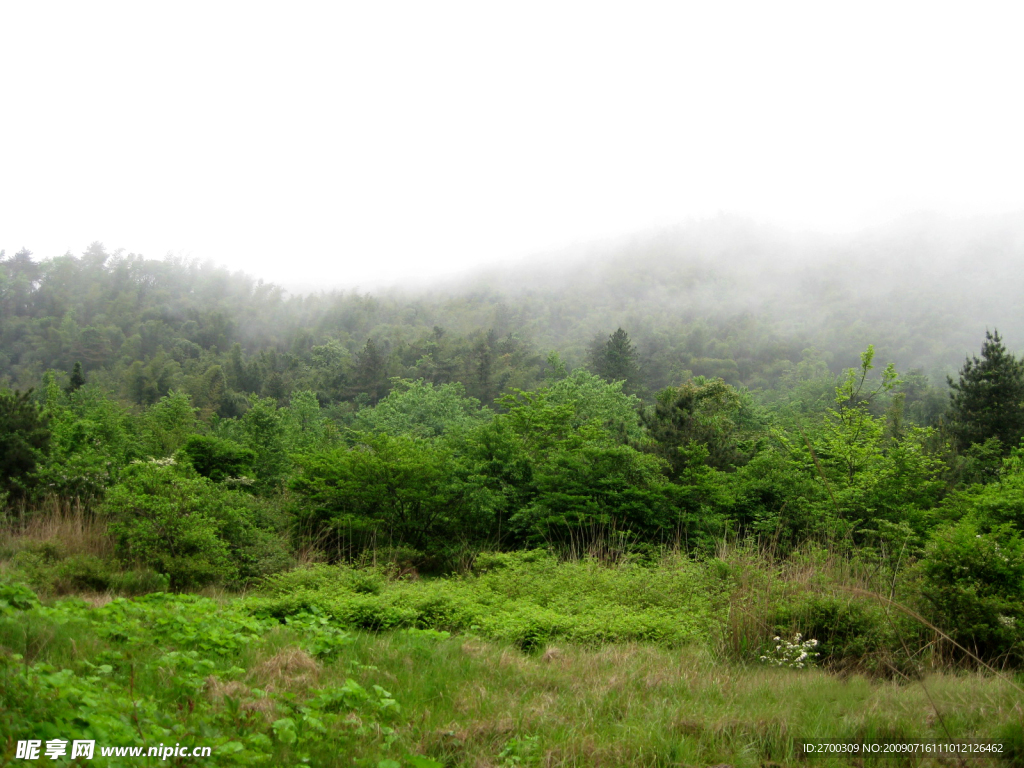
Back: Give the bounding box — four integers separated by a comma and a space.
0, 585, 423, 766
249, 554, 723, 649
281, 389, 335, 452
142, 389, 198, 457
643, 376, 757, 476
919, 519, 1024, 662
542, 368, 647, 444
237, 395, 290, 491
92, 592, 268, 653
179, 434, 256, 482
355, 378, 490, 439
38, 378, 141, 498
8, 547, 171, 597
0, 387, 50, 497
67, 360, 85, 393
469, 374, 728, 549
104, 463, 233, 589
291, 433, 495, 561
588, 327, 642, 395
103, 460, 290, 589
0, 579, 40, 614
725, 448, 827, 544
769, 594, 922, 674
946, 329, 1024, 453
804, 348, 944, 538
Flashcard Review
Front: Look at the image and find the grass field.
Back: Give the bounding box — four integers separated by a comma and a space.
3, 544, 1024, 767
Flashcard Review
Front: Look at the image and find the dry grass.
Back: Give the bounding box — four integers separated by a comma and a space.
249, 646, 322, 692
206, 677, 277, 717
0, 496, 114, 560
336, 629, 1023, 767
714, 539, 942, 669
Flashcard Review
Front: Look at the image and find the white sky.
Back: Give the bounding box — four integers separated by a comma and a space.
3, 1, 1024, 291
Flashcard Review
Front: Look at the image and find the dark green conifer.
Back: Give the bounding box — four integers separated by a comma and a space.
67, 361, 86, 393
588, 328, 642, 394
946, 330, 1024, 452
0, 388, 50, 497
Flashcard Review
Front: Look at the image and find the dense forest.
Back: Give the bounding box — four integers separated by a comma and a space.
3, 220, 1024, 764
4, 214, 1024, 412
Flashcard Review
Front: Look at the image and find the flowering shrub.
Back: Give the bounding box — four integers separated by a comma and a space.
760, 633, 820, 669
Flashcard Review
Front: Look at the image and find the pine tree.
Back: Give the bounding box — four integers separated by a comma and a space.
946, 330, 1024, 452
353, 338, 390, 405
588, 328, 642, 394
0, 388, 50, 497
66, 361, 86, 393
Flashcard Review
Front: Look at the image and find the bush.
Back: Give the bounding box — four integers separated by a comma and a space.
769, 594, 924, 674
178, 434, 255, 482
108, 568, 170, 596
0, 579, 40, 614
53, 554, 113, 592
103, 459, 291, 590
919, 519, 1024, 662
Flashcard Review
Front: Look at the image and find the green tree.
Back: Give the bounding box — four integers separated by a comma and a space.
178, 434, 255, 483
809, 347, 943, 538
588, 328, 642, 394
919, 519, 1024, 662
104, 460, 289, 588
354, 378, 490, 439
282, 389, 335, 452
39, 375, 141, 500
353, 338, 390, 405
468, 377, 721, 549
946, 330, 1024, 454
291, 433, 494, 560
66, 361, 86, 393
142, 390, 198, 457
0, 388, 50, 498
234, 395, 289, 491
642, 376, 753, 477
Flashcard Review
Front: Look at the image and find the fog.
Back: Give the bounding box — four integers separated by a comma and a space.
4, 2, 1024, 292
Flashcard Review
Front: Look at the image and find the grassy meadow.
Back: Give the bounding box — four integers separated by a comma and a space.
2, 509, 1022, 768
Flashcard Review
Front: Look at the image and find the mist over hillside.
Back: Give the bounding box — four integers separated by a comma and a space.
420, 212, 1024, 378
2, 214, 1022, 408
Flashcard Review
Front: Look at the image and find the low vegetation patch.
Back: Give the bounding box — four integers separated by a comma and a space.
2, 577, 1022, 767
246, 551, 726, 651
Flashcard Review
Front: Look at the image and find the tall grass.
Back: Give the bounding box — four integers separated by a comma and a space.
712, 538, 943, 672
333, 630, 1024, 767
0, 496, 113, 561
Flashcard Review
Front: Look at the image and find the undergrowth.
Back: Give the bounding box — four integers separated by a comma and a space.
246, 550, 726, 651
2, 576, 1022, 767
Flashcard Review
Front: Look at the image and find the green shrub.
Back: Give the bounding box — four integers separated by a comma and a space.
108, 568, 170, 596
0, 579, 40, 614
178, 434, 255, 482
249, 554, 723, 648
53, 554, 113, 592
6, 547, 114, 596
103, 459, 291, 589
769, 594, 924, 674
261, 563, 387, 596
919, 519, 1024, 662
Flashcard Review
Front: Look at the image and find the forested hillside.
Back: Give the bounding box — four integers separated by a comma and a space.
4, 219, 1024, 764
4, 215, 1024, 413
